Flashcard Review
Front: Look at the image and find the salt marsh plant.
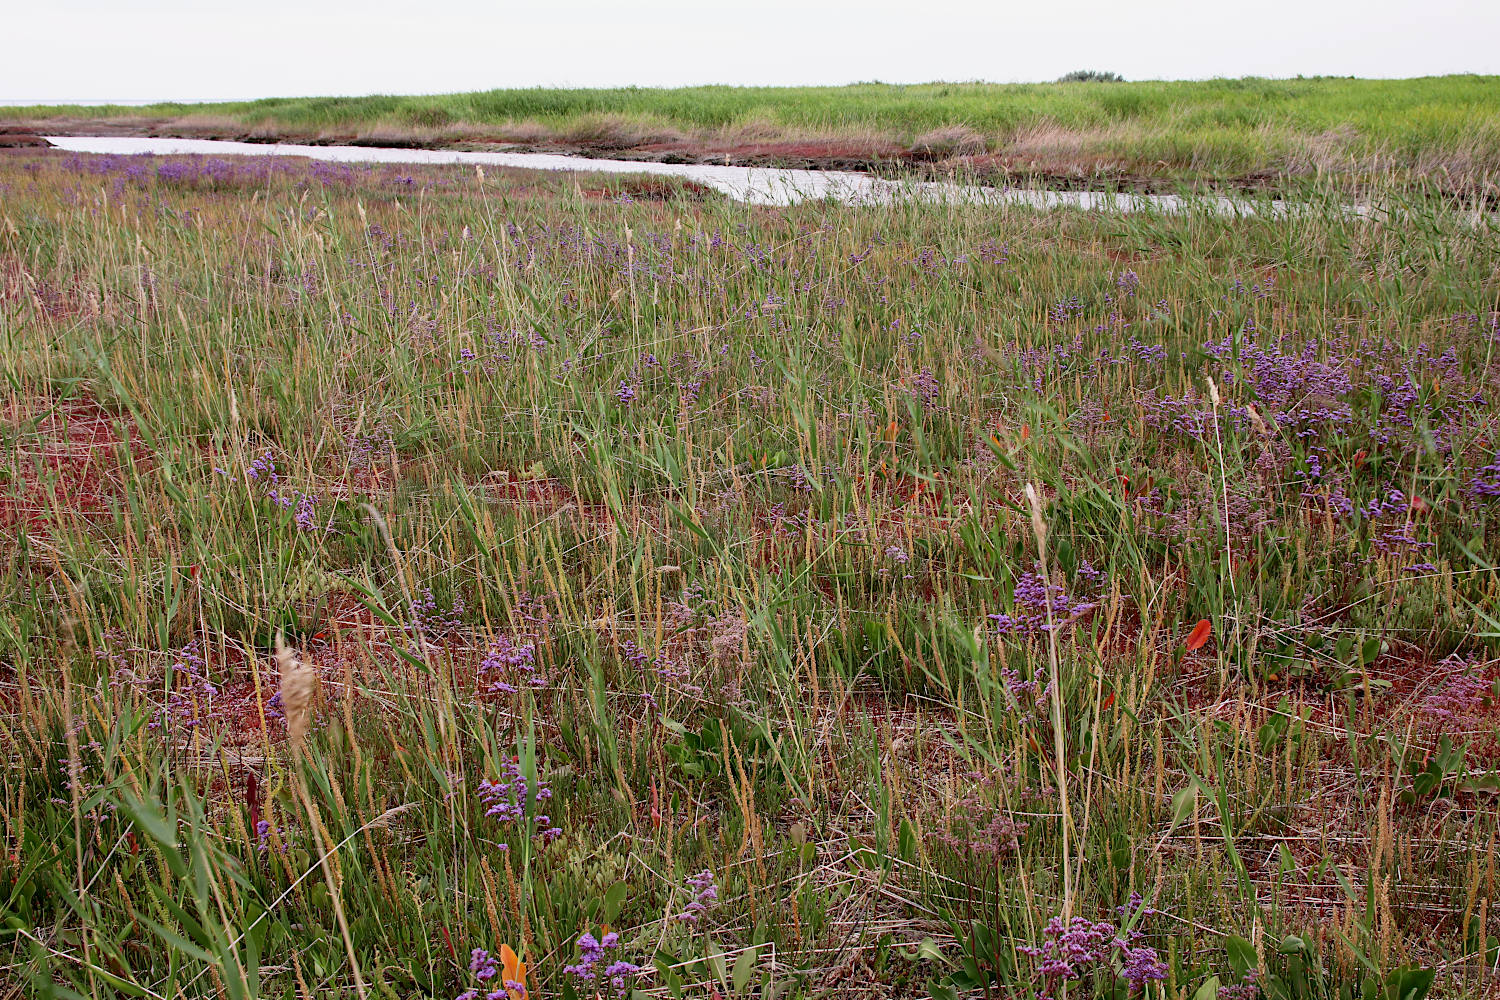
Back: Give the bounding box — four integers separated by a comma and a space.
0, 149, 1497, 998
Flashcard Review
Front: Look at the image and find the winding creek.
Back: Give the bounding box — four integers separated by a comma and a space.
45, 135, 1300, 215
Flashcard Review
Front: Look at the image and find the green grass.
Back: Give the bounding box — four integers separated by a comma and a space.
8, 75, 1500, 190
1, 150, 1498, 999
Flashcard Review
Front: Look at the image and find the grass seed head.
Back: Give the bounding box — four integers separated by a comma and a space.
1025, 483, 1049, 550
276, 632, 318, 748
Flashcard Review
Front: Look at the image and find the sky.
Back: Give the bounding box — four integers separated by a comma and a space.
5, 0, 1498, 102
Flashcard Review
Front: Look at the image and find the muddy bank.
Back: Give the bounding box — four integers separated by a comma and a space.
0, 127, 51, 148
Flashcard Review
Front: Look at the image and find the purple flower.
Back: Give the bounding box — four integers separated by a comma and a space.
477, 759, 561, 848
988, 566, 1100, 639
1470, 456, 1500, 500
1120, 945, 1169, 988
455, 948, 526, 1000
1021, 909, 1168, 996
675, 869, 719, 924
564, 931, 638, 996
479, 634, 542, 694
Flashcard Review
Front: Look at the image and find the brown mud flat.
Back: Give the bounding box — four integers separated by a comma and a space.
0, 127, 51, 148
5, 115, 1328, 199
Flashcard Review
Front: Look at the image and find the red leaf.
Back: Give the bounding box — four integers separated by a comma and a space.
1185, 619, 1212, 652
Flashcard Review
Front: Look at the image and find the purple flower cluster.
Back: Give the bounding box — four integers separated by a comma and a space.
1471, 455, 1500, 500
988, 567, 1100, 639
412, 588, 465, 637
479, 634, 543, 694
563, 932, 640, 996
1048, 295, 1085, 326
1218, 969, 1261, 1000
1420, 655, 1498, 727
619, 638, 651, 673
224, 450, 329, 534
60, 152, 403, 194
455, 948, 525, 1000
910, 367, 941, 408
345, 427, 393, 469
937, 805, 1027, 855
675, 869, 719, 925
101, 636, 216, 731
1020, 911, 1168, 999
477, 758, 561, 851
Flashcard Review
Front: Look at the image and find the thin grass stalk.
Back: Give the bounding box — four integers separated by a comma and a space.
1027, 482, 1072, 918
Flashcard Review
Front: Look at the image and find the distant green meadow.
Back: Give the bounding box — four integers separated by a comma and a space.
8, 76, 1500, 190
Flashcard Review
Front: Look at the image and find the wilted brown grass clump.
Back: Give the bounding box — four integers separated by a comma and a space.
561, 113, 686, 149
909, 124, 987, 159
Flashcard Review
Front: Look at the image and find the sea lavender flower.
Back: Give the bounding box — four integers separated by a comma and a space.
1469, 456, 1500, 500
237, 451, 331, 533
245, 450, 279, 484
911, 367, 941, 407
1119, 944, 1170, 988
1419, 656, 1498, 726
989, 567, 1100, 639
675, 870, 719, 924
563, 932, 639, 997
619, 638, 651, 673
1019, 915, 1113, 974
479, 634, 542, 694
1020, 911, 1167, 998
455, 947, 526, 1000
471, 948, 499, 981
937, 805, 1027, 855
477, 758, 561, 851
412, 588, 465, 637
1218, 969, 1261, 1000
291, 492, 321, 532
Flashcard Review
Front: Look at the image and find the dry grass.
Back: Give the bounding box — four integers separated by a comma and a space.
559, 113, 688, 149
909, 124, 988, 159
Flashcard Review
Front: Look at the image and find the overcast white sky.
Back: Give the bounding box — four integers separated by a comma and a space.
5, 0, 1497, 102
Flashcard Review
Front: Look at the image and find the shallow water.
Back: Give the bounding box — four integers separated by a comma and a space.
43, 134, 1300, 215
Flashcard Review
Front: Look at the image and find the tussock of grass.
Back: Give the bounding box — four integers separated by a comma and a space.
909, 124, 988, 159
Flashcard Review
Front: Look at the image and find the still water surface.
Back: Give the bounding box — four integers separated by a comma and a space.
45, 135, 1295, 215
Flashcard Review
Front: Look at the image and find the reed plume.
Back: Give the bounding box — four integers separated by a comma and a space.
276, 632, 318, 750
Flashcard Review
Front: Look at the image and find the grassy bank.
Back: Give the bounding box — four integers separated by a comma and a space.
2, 150, 1499, 998
7, 76, 1500, 194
